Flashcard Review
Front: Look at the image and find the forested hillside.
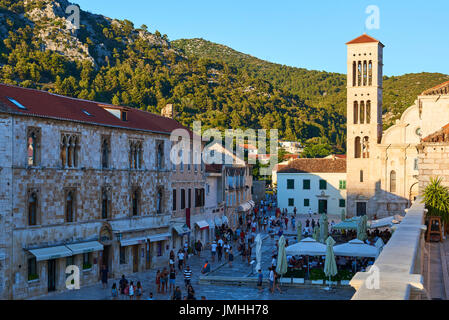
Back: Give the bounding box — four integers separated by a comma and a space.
1, 0, 447, 156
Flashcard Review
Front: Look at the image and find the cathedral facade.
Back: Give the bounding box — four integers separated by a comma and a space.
345, 35, 449, 218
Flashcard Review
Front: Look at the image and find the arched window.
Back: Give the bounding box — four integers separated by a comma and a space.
132, 189, 139, 216
61, 136, 67, 167
355, 137, 361, 158
360, 170, 364, 182
366, 100, 371, 124
390, 171, 397, 193
357, 61, 362, 86
363, 61, 367, 86
157, 142, 164, 169
360, 101, 365, 124
362, 136, 370, 158
28, 133, 37, 166
66, 191, 74, 222
101, 189, 109, 219
353, 101, 359, 124
352, 61, 357, 86
368, 61, 373, 86
28, 192, 38, 226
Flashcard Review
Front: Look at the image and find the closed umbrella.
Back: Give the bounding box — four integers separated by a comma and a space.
312, 226, 319, 241
276, 235, 288, 277
341, 209, 346, 222
324, 236, 337, 290
375, 238, 384, 258
357, 215, 368, 241
296, 221, 302, 242
320, 214, 328, 243
255, 233, 262, 272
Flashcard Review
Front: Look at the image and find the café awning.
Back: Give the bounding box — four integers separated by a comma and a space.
120, 237, 147, 247
173, 223, 190, 236
238, 201, 252, 212
285, 237, 326, 256
194, 220, 209, 230
28, 245, 73, 261
66, 241, 104, 255
333, 239, 377, 258
149, 232, 171, 242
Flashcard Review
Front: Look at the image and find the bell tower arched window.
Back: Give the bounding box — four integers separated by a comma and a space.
362, 136, 370, 158
353, 101, 358, 124
360, 101, 365, 124
357, 61, 362, 86
366, 100, 371, 124
390, 171, 397, 193
368, 61, 373, 86
352, 61, 357, 87
363, 61, 367, 86
355, 137, 361, 158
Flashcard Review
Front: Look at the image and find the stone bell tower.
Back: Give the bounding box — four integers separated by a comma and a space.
345, 34, 384, 217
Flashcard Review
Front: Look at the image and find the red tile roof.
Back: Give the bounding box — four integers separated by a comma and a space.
346, 34, 384, 46
277, 158, 347, 174
422, 123, 449, 143
0, 83, 192, 136
205, 164, 223, 173
421, 80, 449, 96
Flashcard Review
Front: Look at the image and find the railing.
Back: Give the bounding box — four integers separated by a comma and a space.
350, 200, 428, 300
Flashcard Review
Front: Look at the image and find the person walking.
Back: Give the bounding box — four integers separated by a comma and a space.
100, 264, 108, 289
169, 266, 176, 293
196, 240, 203, 258
183, 265, 192, 288
257, 269, 263, 293
274, 270, 282, 294
172, 286, 182, 300
223, 241, 230, 260
155, 270, 161, 294
217, 241, 223, 262
119, 274, 128, 299
210, 240, 217, 262
269, 267, 275, 293
247, 243, 252, 265
177, 250, 184, 272
136, 281, 143, 300
160, 267, 168, 294
228, 247, 234, 267
111, 282, 118, 300
128, 281, 135, 300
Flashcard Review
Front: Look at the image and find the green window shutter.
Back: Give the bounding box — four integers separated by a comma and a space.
319, 180, 327, 190
287, 179, 295, 189
304, 199, 310, 207
339, 180, 347, 190
339, 199, 346, 207
288, 198, 294, 206
303, 179, 310, 190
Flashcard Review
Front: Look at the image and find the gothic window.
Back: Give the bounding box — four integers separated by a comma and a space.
360, 101, 365, 124
352, 61, 357, 87
156, 140, 164, 170
357, 61, 362, 86
363, 61, 367, 86
368, 61, 373, 86
360, 170, 364, 183
27, 128, 40, 166
101, 187, 111, 219
181, 189, 186, 210
66, 190, 75, 222
172, 189, 177, 211
101, 136, 110, 169
131, 188, 140, 216
353, 101, 358, 124
366, 100, 371, 124
362, 137, 370, 158
129, 140, 143, 169
354, 137, 361, 158
61, 133, 79, 168
156, 188, 163, 214
28, 191, 38, 226
390, 171, 397, 193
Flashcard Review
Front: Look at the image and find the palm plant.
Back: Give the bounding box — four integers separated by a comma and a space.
422, 177, 449, 224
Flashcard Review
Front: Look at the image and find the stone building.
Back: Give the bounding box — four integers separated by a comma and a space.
417, 123, 449, 192
0, 83, 188, 299
345, 34, 449, 218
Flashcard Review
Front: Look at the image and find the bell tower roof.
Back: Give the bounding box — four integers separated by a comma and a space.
346, 34, 384, 47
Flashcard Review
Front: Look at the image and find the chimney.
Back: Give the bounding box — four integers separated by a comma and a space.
161, 104, 176, 119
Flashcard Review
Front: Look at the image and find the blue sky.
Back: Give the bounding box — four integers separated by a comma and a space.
74, 0, 449, 76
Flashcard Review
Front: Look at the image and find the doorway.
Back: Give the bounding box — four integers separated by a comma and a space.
132, 245, 139, 273
145, 242, 151, 270
318, 199, 328, 214
356, 202, 367, 216
103, 245, 111, 277
48, 259, 56, 292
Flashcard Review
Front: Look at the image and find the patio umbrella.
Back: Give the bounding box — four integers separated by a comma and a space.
357, 215, 368, 241
276, 235, 288, 277
320, 214, 329, 243
296, 221, 302, 242
333, 239, 377, 257
255, 233, 262, 272
324, 236, 337, 289
312, 226, 319, 241
375, 238, 384, 258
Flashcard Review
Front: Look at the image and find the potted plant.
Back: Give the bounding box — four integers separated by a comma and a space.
423, 177, 449, 237
309, 269, 325, 284
337, 269, 354, 285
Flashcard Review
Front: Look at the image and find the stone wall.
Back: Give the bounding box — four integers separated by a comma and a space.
418, 143, 449, 193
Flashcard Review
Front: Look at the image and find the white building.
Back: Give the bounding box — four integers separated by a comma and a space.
277, 158, 347, 215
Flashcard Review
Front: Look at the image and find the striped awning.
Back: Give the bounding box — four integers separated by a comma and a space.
194, 220, 210, 230
29, 245, 73, 261
173, 223, 191, 236
66, 241, 104, 255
